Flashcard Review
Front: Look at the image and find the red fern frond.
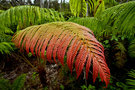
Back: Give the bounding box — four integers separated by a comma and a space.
12, 22, 110, 86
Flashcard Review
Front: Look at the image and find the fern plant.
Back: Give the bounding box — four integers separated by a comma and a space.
69, 1, 135, 40
0, 5, 65, 55
97, 1, 135, 39
68, 17, 103, 39
128, 39, 135, 59
0, 74, 26, 90
12, 22, 110, 86
126, 69, 135, 89
0, 10, 4, 14
0, 42, 14, 54
69, 0, 105, 17
0, 5, 65, 32
104, 0, 118, 8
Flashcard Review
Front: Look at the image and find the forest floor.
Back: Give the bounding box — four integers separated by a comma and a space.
0, 52, 68, 90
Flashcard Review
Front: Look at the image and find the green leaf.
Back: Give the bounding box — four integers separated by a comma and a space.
11, 74, 26, 90
0, 79, 11, 90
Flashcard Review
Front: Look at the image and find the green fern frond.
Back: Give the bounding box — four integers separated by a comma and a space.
94, 0, 105, 17
69, 1, 135, 40
97, 1, 135, 39
70, 0, 87, 17
128, 39, 135, 59
0, 79, 11, 90
0, 33, 12, 42
70, 0, 105, 17
12, 74, 26, 90
0, 74, 26, 90
0, 42, 14, 54
0, 10, 4, 14
126, 69, 135, 89
112, 42, 127, 68
0, 25, 13, 34
104, 0, 118, 8
68, 17, 104, 39
0, 5, 65, 32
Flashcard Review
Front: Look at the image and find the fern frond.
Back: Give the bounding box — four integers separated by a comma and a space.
0, 25, 13, 34
0, 79, 11, 90
12, 74, 26, 90
128, 39, 135, 59
68, 17, 103, 39
0, 33, 12, 42
104, 0, 118, 8
126, 69, 135, 89
70, 0, 87, 17
0, 42, 14, 54
70, 0, 105, 17
0, 10, 4, 14
12, 22, 110, 86
94, 0, 105, 17
0, 5, 65, 32
112, 42, 127, 68
97, 1, 135, 39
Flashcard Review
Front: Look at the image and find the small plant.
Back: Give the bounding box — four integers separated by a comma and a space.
81, 84, 95, 90
126, 69, 135, 89
0, 74, 26, 90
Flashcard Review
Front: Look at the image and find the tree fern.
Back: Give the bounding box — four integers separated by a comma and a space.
0, 5, 65, 32
12, 22, 110, 86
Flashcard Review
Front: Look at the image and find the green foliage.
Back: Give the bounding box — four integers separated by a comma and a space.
32, 72, 38, 80
104, 0, 118, 8
68, 17, 103, 37
0, 74, 26, 90
12, 74, 27, 90
115, 82, 128, 90
0, 5, 65, 32
81, 84, 95, 90
112, 42, 127, 68
94, 0, 105, 17
0, 25, 13, 34
0, 28, 14, 54
60, 84, 65, 90
69, 0, 87, 17
0, 42, 14, 54
69, 0, 105, 17
97, 1, 135, 39
128, 39, 135, 59
0, 79, 11, 90
126, 69, 135, 89
0, 5, 65, 55
69, 1, 135, 40
0, 10, 4, 14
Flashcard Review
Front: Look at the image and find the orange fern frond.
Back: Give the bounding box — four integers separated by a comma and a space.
12, 22, 110, 86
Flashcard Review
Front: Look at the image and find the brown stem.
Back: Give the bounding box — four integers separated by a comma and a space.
37, 65, 47, 87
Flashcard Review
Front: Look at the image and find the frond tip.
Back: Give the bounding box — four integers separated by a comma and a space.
12, 22, 110, 86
